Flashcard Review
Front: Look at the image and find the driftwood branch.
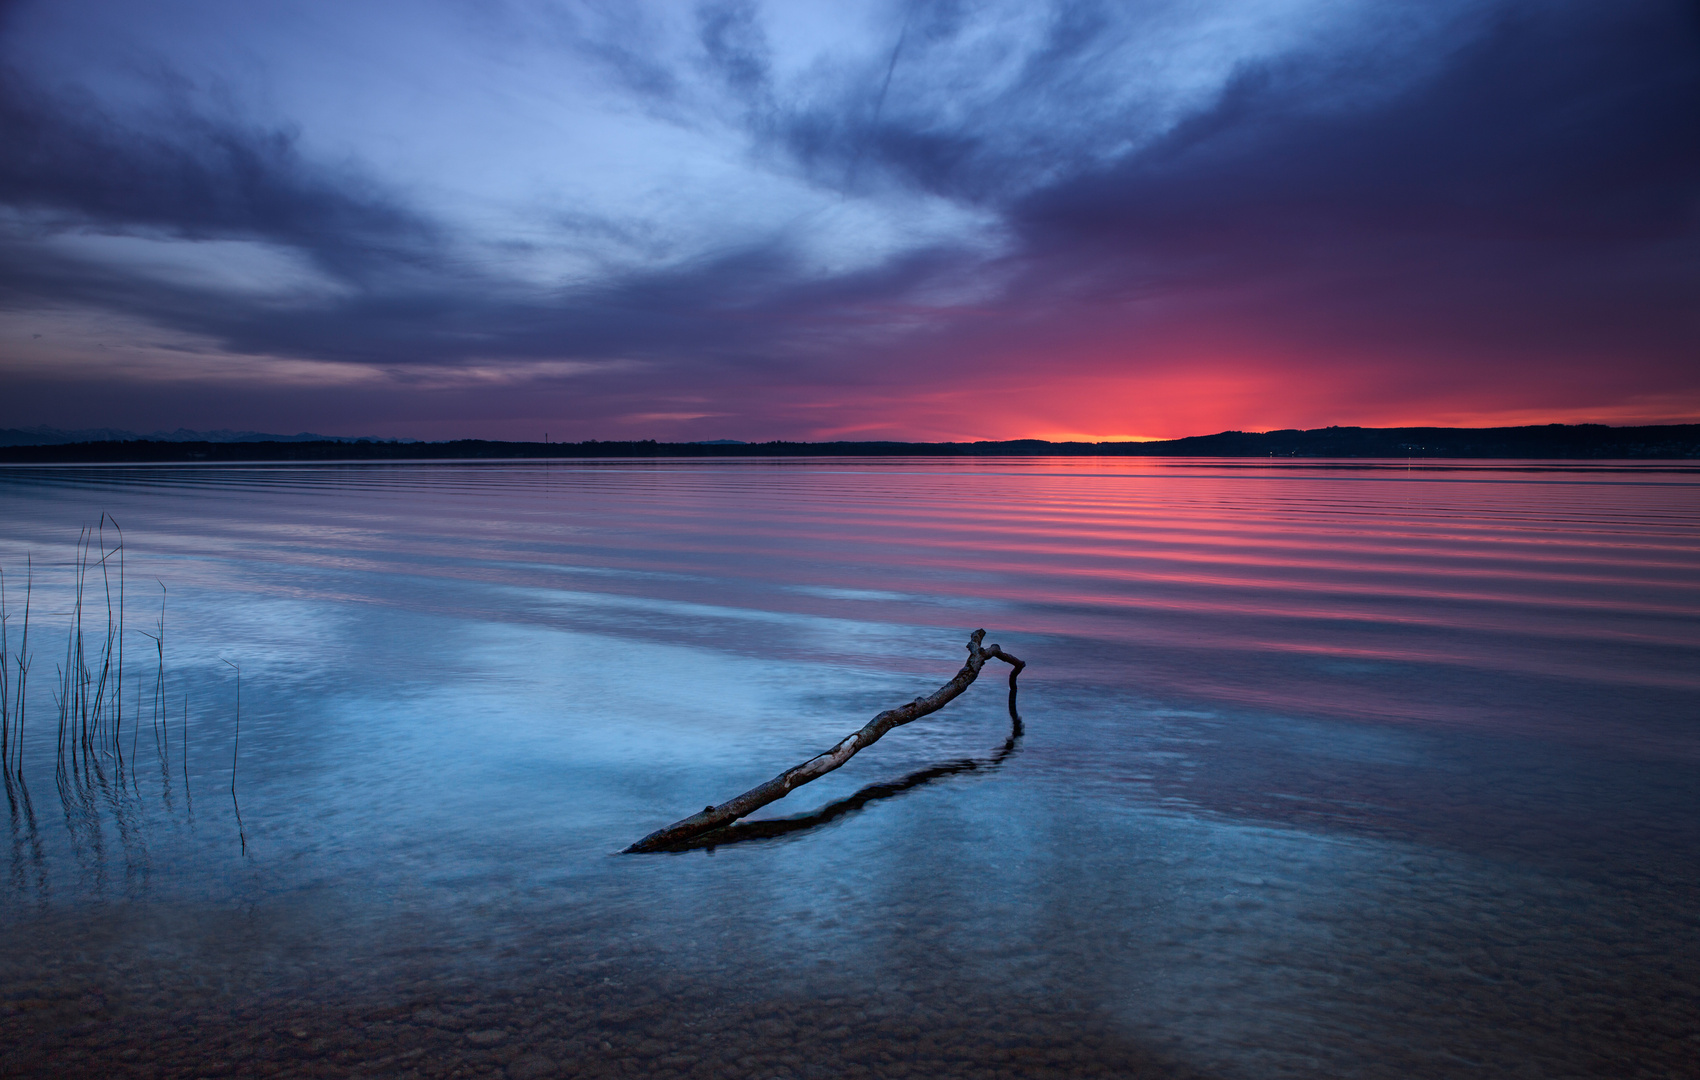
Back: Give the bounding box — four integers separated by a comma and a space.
626, 629, 1025, 853
650, 685, 1023, 851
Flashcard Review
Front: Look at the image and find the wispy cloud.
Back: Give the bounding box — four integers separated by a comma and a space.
1, 0, 1695, 438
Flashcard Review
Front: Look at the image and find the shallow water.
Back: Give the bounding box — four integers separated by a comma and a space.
1, 458, 1696, 1079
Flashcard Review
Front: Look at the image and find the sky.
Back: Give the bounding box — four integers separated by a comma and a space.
1, 0, 1697, 442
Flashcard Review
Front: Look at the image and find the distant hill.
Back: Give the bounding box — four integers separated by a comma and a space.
0, 426, 416, 447
0, 424, 1696, 463
1137, 423, 1700, 459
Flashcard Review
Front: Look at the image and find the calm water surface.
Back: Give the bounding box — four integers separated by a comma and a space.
1, 458, 1697, 1080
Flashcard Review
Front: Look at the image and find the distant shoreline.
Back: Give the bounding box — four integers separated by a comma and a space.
2, 423, 1698, 463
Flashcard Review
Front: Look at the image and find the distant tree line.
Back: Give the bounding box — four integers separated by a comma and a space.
1, 424, 1698, 463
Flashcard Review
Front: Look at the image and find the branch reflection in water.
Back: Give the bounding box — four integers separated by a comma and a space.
658, 684, 1025, 854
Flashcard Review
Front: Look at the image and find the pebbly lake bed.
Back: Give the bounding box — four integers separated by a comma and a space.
1, 457, 1697, 1080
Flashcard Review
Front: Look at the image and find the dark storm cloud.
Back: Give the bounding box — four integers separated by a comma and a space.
988, 1, 1700, 362
1018, 5, 1699, 254
187, 238, 963, 369
0, 68, 436, 284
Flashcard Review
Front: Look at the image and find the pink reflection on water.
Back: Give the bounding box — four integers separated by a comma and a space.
6, 456, 1698, 741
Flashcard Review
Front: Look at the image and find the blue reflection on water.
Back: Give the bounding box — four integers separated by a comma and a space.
1, 458, 1697, 1078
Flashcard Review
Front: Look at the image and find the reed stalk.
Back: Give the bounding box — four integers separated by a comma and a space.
182, 694, 191, 808
0, 560, 24, 780
92, 523, 111, 749
1, 564, 11, 771
12, 557, 29, 778
224, 659, 243, 852
47, 522, 136, 779
139, 582, 167, 790
114, 518, 124, 761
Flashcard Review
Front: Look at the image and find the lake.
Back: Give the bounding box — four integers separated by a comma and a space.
2, 457, 1697, 1080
